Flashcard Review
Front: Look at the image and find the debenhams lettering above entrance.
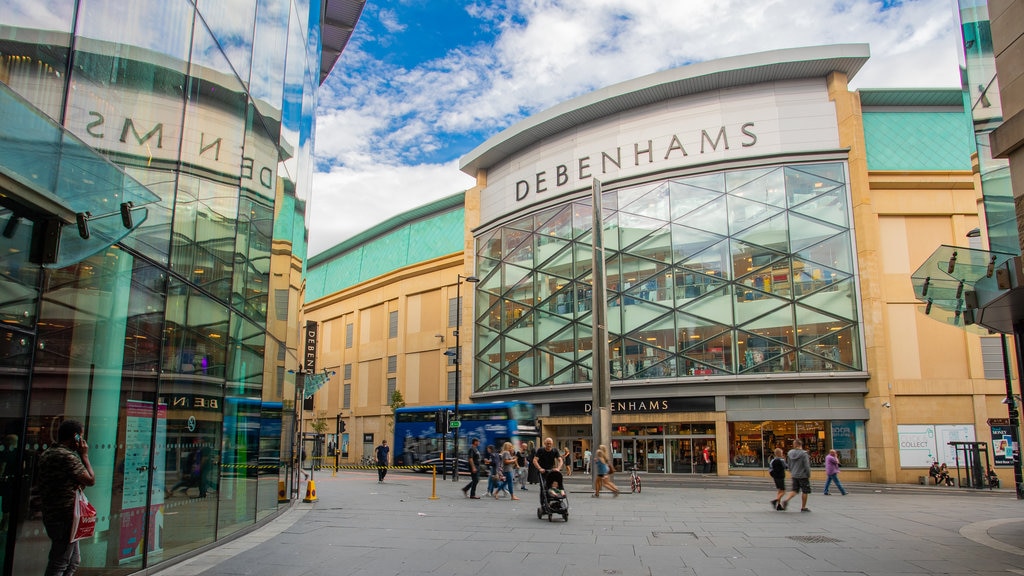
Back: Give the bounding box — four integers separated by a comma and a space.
549, 397, 714, 416
514, 122, 757, 202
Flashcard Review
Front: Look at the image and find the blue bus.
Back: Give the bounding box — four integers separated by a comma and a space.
393, 401, 538, 469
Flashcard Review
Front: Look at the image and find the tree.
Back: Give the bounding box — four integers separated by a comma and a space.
311, 410, 328, 435
387, 391, 406, 437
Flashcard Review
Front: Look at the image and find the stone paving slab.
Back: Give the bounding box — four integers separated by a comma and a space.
152, 471, 1024, 576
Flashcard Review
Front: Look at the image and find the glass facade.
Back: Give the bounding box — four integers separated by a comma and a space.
474, 162, 863, 392
0, 0, 349, 573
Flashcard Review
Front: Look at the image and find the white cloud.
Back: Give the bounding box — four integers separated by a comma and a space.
311, 0, 962, 253
308, 161, 476, 256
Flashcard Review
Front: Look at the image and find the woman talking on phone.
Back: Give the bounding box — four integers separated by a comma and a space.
37, 419, 96, 576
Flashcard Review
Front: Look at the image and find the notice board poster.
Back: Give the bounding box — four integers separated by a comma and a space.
119, 400, 167, 563
896, 424, 976, 468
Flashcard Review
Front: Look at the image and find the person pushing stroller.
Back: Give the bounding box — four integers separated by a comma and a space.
532, 437, 563, 507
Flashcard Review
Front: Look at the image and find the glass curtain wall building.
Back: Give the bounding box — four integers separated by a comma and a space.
461, 45, 877, 476
0, 1, 363, 574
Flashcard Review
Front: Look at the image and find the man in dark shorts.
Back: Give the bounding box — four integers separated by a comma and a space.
531, 437, 563, 506
779, 438, 811, 512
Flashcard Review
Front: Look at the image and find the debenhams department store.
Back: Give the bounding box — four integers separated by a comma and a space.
454, 44, 959, 482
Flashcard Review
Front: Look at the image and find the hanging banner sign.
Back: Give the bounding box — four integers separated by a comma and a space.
304, 321, 318, 373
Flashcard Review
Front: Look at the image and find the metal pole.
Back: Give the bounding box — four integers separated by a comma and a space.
292, 371, 303, 499
453, 277, 462, 482
590, 179, 612, 482
1005, 331, 1024, 499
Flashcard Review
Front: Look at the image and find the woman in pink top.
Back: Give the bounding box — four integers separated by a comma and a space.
823, 449, 847, 496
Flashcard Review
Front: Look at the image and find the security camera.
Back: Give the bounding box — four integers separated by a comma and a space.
882, 402, 891, 408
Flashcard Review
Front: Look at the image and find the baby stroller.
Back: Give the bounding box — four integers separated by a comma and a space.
536, 470, 569, 522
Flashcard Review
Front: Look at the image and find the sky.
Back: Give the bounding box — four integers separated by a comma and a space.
308, 0, 965, 256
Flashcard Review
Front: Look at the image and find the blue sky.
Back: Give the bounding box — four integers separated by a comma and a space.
308, 0, 963, 256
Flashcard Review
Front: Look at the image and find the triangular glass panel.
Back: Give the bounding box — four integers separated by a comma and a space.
622, 299, 673, 334
795, 278, 858, 322
668, 180, 725, 222
618, 181, 667, 213
601, 210, 620, 252
504, 351, 536, 387
535, 270, 573, 309
535, 235, 572, 271
569, 281, 595, 317
735, 292, 791, 326
501, 262, 532, 299
635, 356, 676, 378
785, 164, 845, 200
477, 268, 503, 300
680, 330, 734, 374
534, 205, 570, 237
477, 372, 501, 393
619, 253, 666, 288
623, 264, 673, 305
678, 284, 735, 326
507, 232, 536, 266
504, 266, 535, 306
537, 321, 576, 356
726, 167, 777, 192
737, 329, 796, 374
502, 228, 531, 262
534, 308, 572, 343
536, 349, 574, 385
731, 240, 787, 280
601, 190, 617, 213
738, 305, 795, 342
606, 296, 623, 335
478, 339, 503, 374
791, 259, 847, 298
630, 226, 674, 265
572, 200, 593, 240
674, 266, 727, 301
793, 305, 850, 345
479, 229, 502, 260
507, 308, 535, 340
788, 212, 845, 253
573, 241, 594, 280
476, 256, 501, 287
501, 333, 532, 356
671, 224, 726, 264
790, 186, 850, 228
481, 298, 505, 331
734, 212, 789, 254
475, 323, 499, 353
728, 166, 786, 208
799, 324, 860, 370
507, 213, 535, 233
727, 195, 783, 236
576, 319, 593, 346
678, 239, 731, 279
676, 195, 728, 236
619, 213, 668, 249
794, 231, 854, 273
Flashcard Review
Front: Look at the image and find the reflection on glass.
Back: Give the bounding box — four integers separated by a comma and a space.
474, 162, 861, 391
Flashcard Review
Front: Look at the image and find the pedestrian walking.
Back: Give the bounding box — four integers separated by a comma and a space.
526, 441, 540, 486
592, 444, 620, 497
37, 419, 96, 576
516, 442, 528, 490
375, 440, 390, 483
779, 438, 811, 512
461, 438, 482, 499
583, 448, 592, 474
499, 442, 519, 500
562, 446, 574, 476
823, 449, 847, 496
484, 445, 502, 497
768, 447, 787, 510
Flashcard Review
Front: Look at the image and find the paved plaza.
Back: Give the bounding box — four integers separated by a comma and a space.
153, 470, 1024, 576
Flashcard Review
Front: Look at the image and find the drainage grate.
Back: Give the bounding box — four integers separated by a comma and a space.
788, 535, 841, 544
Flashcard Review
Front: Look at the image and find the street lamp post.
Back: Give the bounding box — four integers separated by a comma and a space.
452, 274, 479, 481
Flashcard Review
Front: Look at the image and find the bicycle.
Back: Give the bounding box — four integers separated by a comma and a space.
625, 462, 641, 493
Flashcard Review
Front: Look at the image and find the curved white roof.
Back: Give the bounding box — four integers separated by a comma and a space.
459, 44, 869, 176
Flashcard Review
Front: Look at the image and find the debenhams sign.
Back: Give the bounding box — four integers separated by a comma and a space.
479, 80, 839, 222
